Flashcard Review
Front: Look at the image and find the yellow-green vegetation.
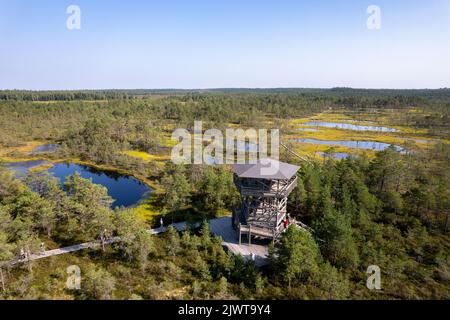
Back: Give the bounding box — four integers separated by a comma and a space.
0, 146, 164, 224
1, 89, 449, 300
284, 108, 444, 159
131, 192, 164, 223
122, 150, 170, 162
160, 134, 178, 147
29, 163, 55, 172
0, 140, 47, 162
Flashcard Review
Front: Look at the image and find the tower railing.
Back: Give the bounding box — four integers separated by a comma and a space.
238, 176, 297, 198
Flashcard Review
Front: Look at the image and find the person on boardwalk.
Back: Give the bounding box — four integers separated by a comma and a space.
283, 218, 289, 230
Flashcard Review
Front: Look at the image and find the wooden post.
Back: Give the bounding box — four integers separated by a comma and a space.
26, 247, 32, 272
233, 163, 300, 244
238, 224, 242, 245
0, 266, 5, 292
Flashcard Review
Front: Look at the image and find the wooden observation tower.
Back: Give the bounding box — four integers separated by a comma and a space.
232, 158, 300, 244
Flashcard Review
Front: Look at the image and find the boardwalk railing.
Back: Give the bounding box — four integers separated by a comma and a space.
7, 221, 199, 267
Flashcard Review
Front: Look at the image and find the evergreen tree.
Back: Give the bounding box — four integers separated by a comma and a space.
303, 164, 322, 215
161, 167, 191, 217
82, 266, 116, 300
0, 232, 14, 292
314, 206, 360, 270
166, 225, 181, 257
276, 225, 321, 289
289, 175, 307, 216
114, 209, 154, 267
315, 262, 350, 299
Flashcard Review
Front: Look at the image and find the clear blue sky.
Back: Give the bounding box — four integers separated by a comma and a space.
0, 0, 449, 89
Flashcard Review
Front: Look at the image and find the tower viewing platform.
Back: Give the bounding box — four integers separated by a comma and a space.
231, 158, 300, 244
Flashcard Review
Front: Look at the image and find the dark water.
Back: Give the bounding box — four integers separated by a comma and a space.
48, 163, 151, 208
3, 161, 151, 208
201, 141, 258, 164
318, 152, 351, 159
236, 141, 259, 152
293, 138, 403, 152
2, 160, 49, 175
32, 144, 60, 153
302, 121, 399, 132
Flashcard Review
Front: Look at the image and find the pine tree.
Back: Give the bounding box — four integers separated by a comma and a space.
82, 266, 116, 300
289, 175, 307, 216
166, 225, 180, 256
314, 206, 360, 270
302, 164, 322, 215
114, 209, 154, 267
0, 232, 14, 292
161, 167, 191, 219
315, 262, 350, 299
277, 225, 321, 289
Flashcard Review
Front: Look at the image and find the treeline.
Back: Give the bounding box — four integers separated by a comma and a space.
0, 168, 261, 299
1, 88, 448, 140
0, 94, 331, 148
0, 169, 153, 261
279, 145, 450, 298
0, 166, 306, 300
0, 90, 449, 299
2, 143, 448, 299
0, 90, 138, 101
1, 91, 448, 148
1, 88, 450, 101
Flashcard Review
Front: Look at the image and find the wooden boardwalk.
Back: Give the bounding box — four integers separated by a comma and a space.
11, 223, 193, 265
9, 218, 269, 267
209, 217, 269, 266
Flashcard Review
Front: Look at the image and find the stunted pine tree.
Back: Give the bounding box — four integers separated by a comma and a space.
198, 167, 239, 215
313, 189, 360, 270
302, 164, 322, 216
166, 225, 180, 257
64, 173, 113, 236
161, 166, 190, 219
82, 266, 116, 300
276, 225, 321, 289
0, 232, 14, 292
114, 209, 154, 268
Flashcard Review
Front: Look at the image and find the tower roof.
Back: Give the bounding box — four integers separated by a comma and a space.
232, 158, 300, 180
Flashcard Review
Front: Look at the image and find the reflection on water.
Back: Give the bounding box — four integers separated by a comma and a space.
302, 121, 399, 132
236, 141, 259, 152
48, 163, 151, 208
318, 152, 351, 159
32, 144, 60, 153
2, 160, 49, 175
2, 161, 151, 208
293, 138, 403, 152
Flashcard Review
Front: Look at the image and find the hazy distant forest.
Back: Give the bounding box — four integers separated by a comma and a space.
0, 88, 449, 299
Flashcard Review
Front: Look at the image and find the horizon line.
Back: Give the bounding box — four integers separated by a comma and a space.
1, 86, 449, 92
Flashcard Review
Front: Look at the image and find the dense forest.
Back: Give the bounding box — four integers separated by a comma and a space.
1, 88, 450, 101
0, 89, 449, 299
